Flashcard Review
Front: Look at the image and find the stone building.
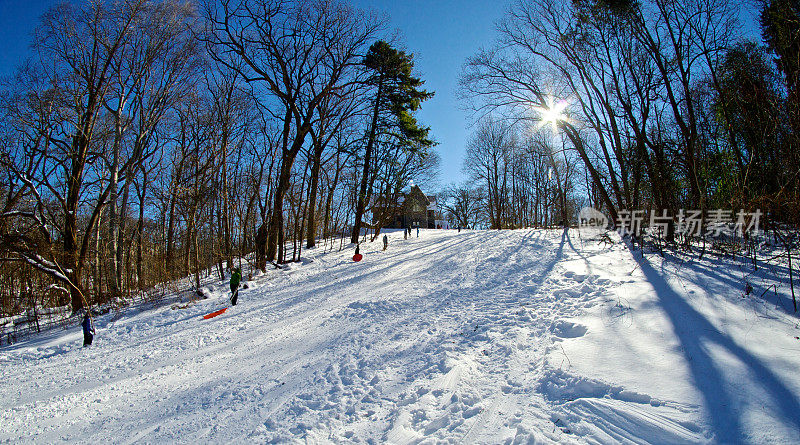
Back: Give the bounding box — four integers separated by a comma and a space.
372, 185, 447, 229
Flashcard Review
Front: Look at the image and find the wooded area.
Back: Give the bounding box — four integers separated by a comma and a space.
448, 0, 800, 235
0, 0, 437, 315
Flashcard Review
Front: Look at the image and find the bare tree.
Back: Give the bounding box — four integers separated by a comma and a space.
440, 184, 485, 229
203, 0, 379, 263
0, 1, 153, 311
463, 118, 517, 229
306, 84, 368, 249
105, 0, 200, 296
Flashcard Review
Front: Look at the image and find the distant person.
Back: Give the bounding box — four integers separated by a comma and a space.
458, 226, 461, 233
383, 234, 388, 251
81, 311, 94, 347
230, 267, 241, 306
416, 227, 419, 238
404, 228, 407, 240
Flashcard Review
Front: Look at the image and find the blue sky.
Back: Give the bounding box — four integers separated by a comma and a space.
351, 0, 507, 188
0, 1, 57, 75
0, 0, 503, 189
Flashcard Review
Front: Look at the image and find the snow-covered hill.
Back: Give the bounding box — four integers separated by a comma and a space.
2, 229, 799, 443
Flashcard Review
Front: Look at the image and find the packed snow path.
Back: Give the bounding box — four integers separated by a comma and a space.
2, 229, 800, 443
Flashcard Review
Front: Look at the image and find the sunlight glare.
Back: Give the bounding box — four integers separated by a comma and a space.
534, 97, 570, 134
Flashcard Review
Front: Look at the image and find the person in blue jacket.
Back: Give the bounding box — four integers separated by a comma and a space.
82, 311, 94, 347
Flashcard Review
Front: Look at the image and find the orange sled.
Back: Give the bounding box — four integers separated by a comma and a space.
203, 307, 228, 319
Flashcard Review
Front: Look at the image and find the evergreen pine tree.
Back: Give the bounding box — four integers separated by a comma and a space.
351, 41, 434, 244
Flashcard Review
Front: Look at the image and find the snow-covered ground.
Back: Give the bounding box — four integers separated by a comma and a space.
2, 229, 800, 443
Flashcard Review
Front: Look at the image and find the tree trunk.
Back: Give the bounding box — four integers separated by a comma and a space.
136, 170, 146, 290
267, 158, 290, 263
116, 173, 132, 296
109, 127, 121, 297
165, 185, 177, 279
185, 206, 196, 283
194, 221, 201, 290
352, 75, 383, 244
94, 204, 104, 298
66, 136, 89, 312
242, 189, 257, 262
267, 120, 312, 262
306, 144, 324, 249
221, 139, 233, 270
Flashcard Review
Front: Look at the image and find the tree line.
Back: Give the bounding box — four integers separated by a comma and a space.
0, 0, 437, 315
440, 0, 799, 234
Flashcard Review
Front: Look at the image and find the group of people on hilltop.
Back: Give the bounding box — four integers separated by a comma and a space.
399, 226, 427, 240
365, 224, 460, 258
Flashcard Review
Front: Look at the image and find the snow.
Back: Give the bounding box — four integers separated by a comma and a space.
2, 228, 800, 443
21, 254, 72, 282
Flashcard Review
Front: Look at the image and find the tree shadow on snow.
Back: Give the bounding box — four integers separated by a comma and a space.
546, 228, 567, 277
631, 249, 800, 442
661, 250, 800, 316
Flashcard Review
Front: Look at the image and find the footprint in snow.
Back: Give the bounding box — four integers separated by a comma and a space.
551, 320, 588, 339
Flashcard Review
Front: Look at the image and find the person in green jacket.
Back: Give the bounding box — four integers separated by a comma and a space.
230, 267, 241, 306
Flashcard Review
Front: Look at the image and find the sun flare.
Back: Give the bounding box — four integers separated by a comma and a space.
534, 97, 570, 134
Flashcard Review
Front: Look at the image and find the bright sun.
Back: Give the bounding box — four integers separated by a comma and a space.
533, 96, 570, 134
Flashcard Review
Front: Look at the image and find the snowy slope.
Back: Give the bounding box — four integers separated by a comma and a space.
1, 229, 799, 443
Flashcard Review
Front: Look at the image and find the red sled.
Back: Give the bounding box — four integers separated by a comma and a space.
352, 253, 363, 262
203, 307, 228, 319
